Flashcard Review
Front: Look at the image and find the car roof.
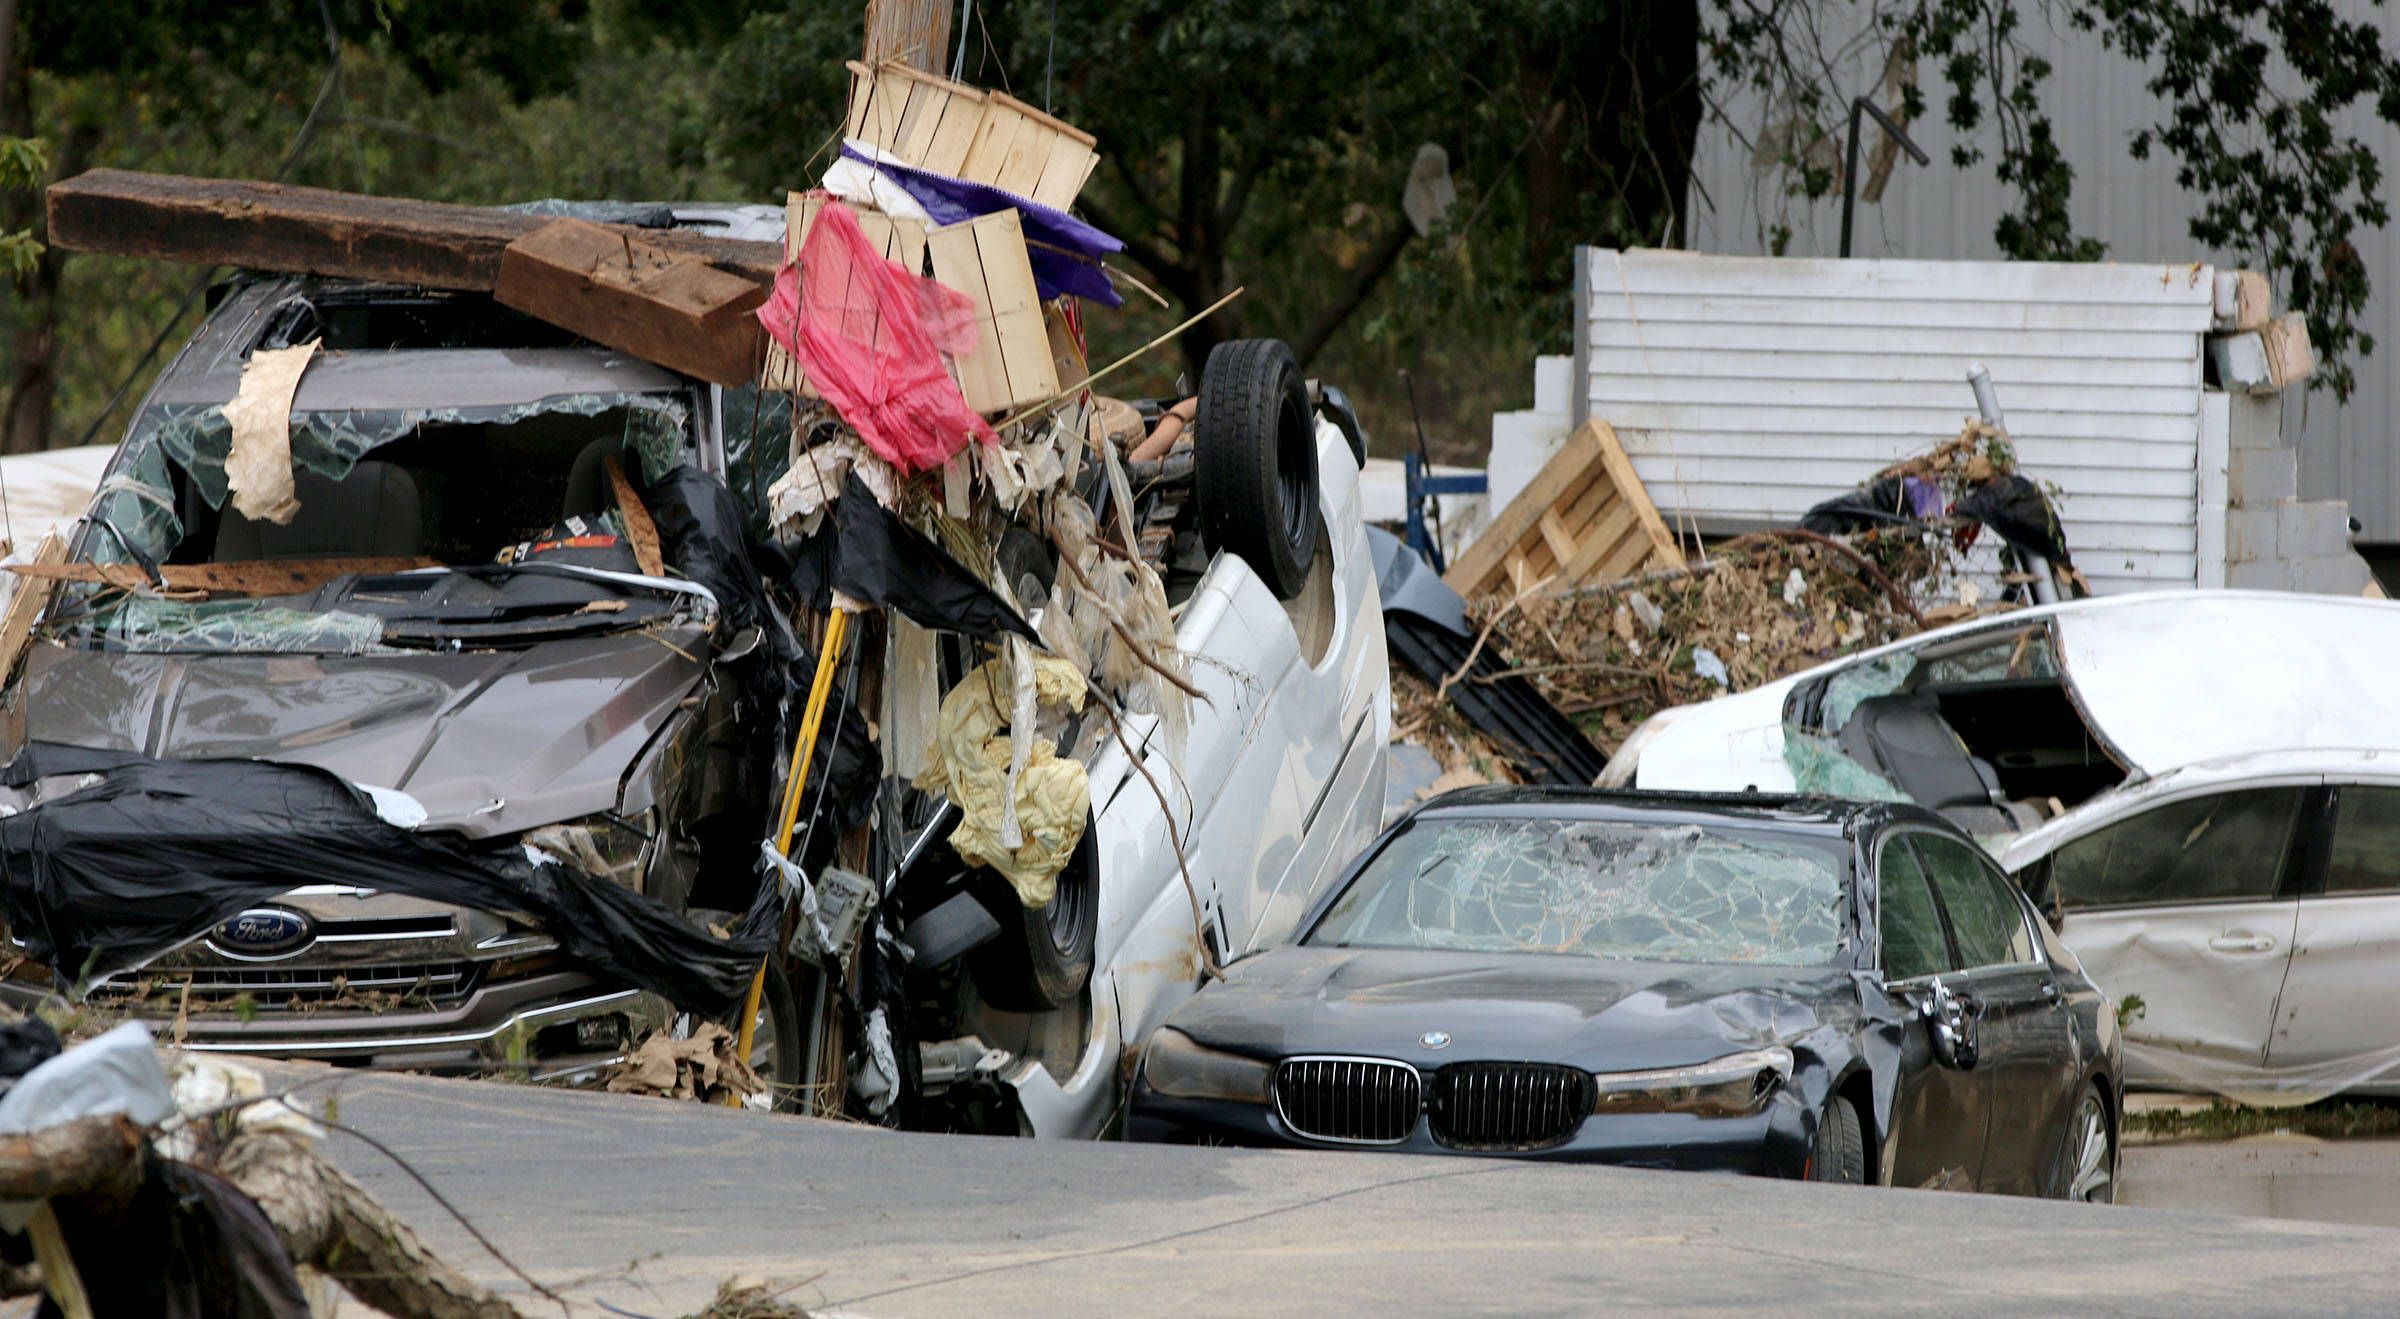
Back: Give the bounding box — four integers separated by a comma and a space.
1796, 591, 2400, 777
1403, 784, 1948, 840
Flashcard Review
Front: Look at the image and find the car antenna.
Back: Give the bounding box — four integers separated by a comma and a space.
1400, 369, 1445, 556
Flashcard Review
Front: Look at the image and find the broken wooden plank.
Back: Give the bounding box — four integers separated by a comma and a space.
9, 556, 440, 595
46, 169, 783, 291
496, 219, 767, 386
604, 456, 667, 579
927, 209, 1060, 414
0, 535, 70, 683
845, 61, 990, 178
1443, 419, 1681, 599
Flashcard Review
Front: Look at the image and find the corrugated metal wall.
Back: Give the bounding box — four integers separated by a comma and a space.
1577, 248, 2215, 595
1685, 0, 2399, 536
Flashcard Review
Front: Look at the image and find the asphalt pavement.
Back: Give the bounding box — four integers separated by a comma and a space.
250, 1065, 2400, 1317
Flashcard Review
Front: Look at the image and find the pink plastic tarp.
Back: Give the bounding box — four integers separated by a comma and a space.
756, 199, 994, 477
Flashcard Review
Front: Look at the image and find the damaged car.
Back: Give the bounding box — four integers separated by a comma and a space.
0, 234, 1391, 1137
1131, 788, 2120, 1198
1601, 590, 2400, 1102
0, 268, 803, 1082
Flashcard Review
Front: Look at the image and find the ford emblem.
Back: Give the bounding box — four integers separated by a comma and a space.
210, 908, 315, 958
1420, 1030, 1452, 1049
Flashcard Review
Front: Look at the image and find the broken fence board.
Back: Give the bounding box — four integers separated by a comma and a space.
0, 535, 70, 684
47, 169, 781, 290
1443, 419, 1682, 599
495, 219, 767, 386
928, 210, 1059, 414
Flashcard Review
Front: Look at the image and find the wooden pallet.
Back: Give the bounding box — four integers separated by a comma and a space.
843, 61, 1099, 210
1443, 418, 1684, 598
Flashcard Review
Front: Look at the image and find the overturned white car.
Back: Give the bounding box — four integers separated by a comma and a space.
1605, 591, 2400, 1102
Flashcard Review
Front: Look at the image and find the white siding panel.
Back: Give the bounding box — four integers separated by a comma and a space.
1581, 248, 2209, 591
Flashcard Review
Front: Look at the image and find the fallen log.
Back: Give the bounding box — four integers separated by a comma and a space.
46, 169, 782, 292
219, 1128, 527, 1319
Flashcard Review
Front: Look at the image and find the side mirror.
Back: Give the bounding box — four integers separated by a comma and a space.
1916, 977, 1981, 1070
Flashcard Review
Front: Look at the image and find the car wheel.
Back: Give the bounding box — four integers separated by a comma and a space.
2060, 1085, 2115, 1203
968, 810, 1099, 1012
1809, 1095, 1867, 1184
736, 959, 805, 1114
1196, 338, 1323, 601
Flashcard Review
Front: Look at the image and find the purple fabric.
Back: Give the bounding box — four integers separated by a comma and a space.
1902, 476, 1946, 519
841, 144, 1124, 307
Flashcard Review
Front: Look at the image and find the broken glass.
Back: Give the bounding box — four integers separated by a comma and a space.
1815, 653, 1914, 731
90, 598, 391, 655
88, 392, 693, 567
1310, 817, 1849, 966
1782, 732, 1909, 802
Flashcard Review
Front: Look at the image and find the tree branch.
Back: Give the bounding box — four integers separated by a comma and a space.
1292, 215, 1416, 367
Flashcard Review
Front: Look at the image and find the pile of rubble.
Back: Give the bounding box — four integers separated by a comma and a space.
1404, 421, 2036, 784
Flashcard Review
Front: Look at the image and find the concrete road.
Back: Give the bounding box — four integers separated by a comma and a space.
254, 1066, 2400, 1317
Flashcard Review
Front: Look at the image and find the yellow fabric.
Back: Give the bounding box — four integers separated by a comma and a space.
915, 655, 1091, 907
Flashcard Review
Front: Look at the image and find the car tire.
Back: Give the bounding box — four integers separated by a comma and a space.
718, 958, 804, 1113
968, 810, 1100, 1012
2058, 1083, 2116, 1203
1196, 338, 1322, 601
1809, 1095, 1867, 1184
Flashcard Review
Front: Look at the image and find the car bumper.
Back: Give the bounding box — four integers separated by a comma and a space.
0, 970, 670, 1078
1130, 1086, 1816, 1176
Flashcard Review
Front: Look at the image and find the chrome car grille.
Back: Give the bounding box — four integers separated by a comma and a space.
91, 960, 480, 1005
1273, 1057, 1423, 1145
1430, 1063, 1595, 1150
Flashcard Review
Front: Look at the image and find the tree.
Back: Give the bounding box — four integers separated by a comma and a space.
1708, 0, 2400, 399
0, 0, 591, 454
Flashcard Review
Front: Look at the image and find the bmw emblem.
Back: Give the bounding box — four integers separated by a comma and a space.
1420, 1030, 1452, 1050
209, 907, 316, 959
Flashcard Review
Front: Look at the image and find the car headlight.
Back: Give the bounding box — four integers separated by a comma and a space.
521, 812, 653, 892
1591, 1046, 1793, 1117
1143, 1027, 1272, 1104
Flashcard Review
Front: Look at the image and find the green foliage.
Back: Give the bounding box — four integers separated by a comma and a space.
0, 136, 43, 278
1705, 0, 2400, 399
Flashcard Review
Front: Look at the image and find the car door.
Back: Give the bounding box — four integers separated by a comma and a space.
2039, 786, 2309, 1087
1873, 833, 1990, 1191
1909, 831, 2076, 1195
2261, 783, 2400, 1092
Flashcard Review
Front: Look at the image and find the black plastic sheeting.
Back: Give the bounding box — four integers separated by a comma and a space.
787, 473, 1041, 645
645, 464, 875, 833
0, 744, 772, 1014
1368, 528, 1608, 787
1955, 474, 2075, 565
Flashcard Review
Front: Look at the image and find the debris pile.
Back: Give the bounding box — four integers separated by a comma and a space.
1408, 417, 2042, 782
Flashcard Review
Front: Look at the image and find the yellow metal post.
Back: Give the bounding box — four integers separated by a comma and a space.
728, 607, 852, 1104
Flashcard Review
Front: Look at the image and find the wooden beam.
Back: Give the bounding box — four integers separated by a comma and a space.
9, 556, 439, 595
496, 219, 767, 386
45, 169, 782, 291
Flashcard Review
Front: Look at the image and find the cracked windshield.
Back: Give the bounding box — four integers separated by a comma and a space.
1310, 817, 1849, 965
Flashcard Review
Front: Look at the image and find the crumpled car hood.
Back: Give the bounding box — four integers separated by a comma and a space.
10, 630, 707, 836
1168, 945, 1855, 1074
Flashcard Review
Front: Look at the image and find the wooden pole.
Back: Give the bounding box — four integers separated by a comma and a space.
863, 0, 952, 74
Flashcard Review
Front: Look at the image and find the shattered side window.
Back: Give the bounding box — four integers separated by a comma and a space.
1816, 653, 1913, 731
1309, 816, 1849, 966
1916, 628, 2058, 686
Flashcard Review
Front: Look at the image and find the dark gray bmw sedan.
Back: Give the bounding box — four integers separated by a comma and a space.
1130, 788, 2121, 1199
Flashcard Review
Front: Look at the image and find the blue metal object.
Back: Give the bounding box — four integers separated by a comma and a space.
1403, 451, 1488, 574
